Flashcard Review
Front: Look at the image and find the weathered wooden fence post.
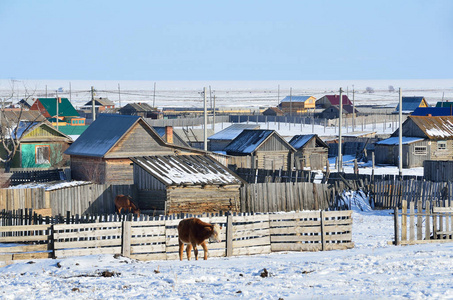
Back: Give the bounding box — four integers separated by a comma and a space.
226, 212, 233, 257
122, 221, 131, 257
394, 206, 400, 245
320, 210, 326, 251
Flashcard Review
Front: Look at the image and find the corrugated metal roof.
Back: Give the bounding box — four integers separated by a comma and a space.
224, 129, 290, 154
411, 107, 452, 116
36, 98, 79, 117
376, 137, 424, 145
394, 96, 426, 112
280, 96, 312, 103
436, 101, 453, 108
65, 114, 142, 157
289, 134, 316, 149
409, 116, 453, 139
324, 95, 352, 106
208, 124, 260, 141
131, 155, 243, 186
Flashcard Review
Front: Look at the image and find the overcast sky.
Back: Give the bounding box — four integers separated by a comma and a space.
1, 0, 452, 81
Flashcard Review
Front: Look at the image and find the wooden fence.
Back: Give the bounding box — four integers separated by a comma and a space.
0, 184, 136, 216
240, 182, 333, 212
393, 200, 452, 245
373, 179, 451, 208
0, 210, 353, 261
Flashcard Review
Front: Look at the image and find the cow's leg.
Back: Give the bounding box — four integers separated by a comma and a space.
118, 207, 122, 214
192, 242, 199, 260
178, 239, 184, 261
186, 244, 192, 261
200, 241, 209, 260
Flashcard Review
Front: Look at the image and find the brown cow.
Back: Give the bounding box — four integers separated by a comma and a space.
178, 218, 222, 261
114, 194, 140, 217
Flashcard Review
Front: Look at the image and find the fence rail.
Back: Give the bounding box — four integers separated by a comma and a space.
0, 210, 353, 262
393, 200, 453, 245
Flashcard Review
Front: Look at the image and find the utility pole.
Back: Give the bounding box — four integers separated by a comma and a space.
398, 88, 403, 177
45, 85, 48, 98
213, 94, 216, 131
91, 86, 96, 122
352, 85, 355, 131
69, 82, 72, 103
338, 88, 343, 173
203, 87, 207, 151
277, 84, 280, 106
153, 82, 156, 108
289, 87, 292, 117
118, 83, 121, 108
56, 91, 59, 131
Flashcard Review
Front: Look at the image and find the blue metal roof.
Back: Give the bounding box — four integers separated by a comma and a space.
288, 134, 316, 149
376, 137, 424, 145
65, 114, 140, 157
411, 107, 452, 116
394, 97, 426, 112
208, 124, 260, 141
280, 96, 312, 103
224, 129, 274, 154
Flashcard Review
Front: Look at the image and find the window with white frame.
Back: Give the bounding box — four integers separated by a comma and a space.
414, 146, 427, 155
36, 145, 50, 164
437, 141, 447, 150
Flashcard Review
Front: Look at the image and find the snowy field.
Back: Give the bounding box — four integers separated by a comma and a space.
1, 207, 452, 299
1, 79, 452, 110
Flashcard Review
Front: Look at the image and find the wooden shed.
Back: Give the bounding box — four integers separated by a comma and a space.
130, 155, 244, 214
288, 134, 328, 170
224, 129, 295, 170
65, 114, 204, 184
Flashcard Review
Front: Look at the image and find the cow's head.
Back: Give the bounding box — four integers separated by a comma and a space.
209, 224, 222, 243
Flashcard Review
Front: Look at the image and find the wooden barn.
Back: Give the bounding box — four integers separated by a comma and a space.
119, 102, 161, 119
65, 114, 204, 184
288, 134, 329, 170
208, 124, 260, 152
262, 107, 284, 116
1, 121, 72, 169
224, 129, 295, 170
375, 115, 453, 168
130, 155, 244, 214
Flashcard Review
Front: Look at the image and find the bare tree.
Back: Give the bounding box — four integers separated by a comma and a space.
0, 82, 44, 172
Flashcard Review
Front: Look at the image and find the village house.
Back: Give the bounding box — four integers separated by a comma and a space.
317, 105, 357, 119
288, 134, 329, 170
262, 107, 284, 116
393, 96, 429, 114
411, 107, 452, 116
375, 115, 453, 168
64, 114, 205, 184
30, 97, 86, 127
119, 102, 161, 119
82, 97, 115, 111
130, 155, 244, 215
224, 129, 295, 170
208, 124, 260, 152
278, 96, 316, 115
316, 95, 353, 109
1, 120, 72, 169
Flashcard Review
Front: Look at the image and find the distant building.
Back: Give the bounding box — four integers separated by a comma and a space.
279, 96, 316, 114
411, 107, 452, 116
119, 102, 161, 119
316, 95, 353, 109
393, 96, 429, 114
208, 124, 260, 151
262, 107, 284, 116
288, 134, 329, 170
82, 97, 116, 112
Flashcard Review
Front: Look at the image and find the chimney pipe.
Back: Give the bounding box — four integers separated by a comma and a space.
165, 126, 173, 144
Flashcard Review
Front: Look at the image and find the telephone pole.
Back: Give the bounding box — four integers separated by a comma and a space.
91, 86, 96, 121
338, 88, 343, 173
203, 87, 207, 151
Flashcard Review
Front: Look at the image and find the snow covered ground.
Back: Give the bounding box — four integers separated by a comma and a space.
1, 206, 452, 299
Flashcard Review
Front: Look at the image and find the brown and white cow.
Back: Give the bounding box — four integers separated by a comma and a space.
114, 194, 140, 217
177, 218, 222, 261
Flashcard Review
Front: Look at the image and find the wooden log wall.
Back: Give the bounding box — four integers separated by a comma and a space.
0, 210, 354, 262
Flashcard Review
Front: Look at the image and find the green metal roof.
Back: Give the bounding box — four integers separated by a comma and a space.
37, 98, 79, 117
57, 125, 89, 136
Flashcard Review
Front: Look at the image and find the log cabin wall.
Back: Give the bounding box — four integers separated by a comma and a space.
70, 156, 106, 183
166, 185, 241, 214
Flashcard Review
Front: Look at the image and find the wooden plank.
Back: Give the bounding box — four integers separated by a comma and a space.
409, 201, 415, 241
122, 221, 131, 257
53, 222, 122, 230
232, 236, 270, 248
55, 246, 121, 258
131, 236, 166, 244
130, 244, 166, 253
0, 244, 49, 253
417, 200, 423, 240
129, 253, 167, 261
320, 211, 326, 251
54, 239, 122, 249
0, 224, 51, 232
13, 252, 52, 260
0, 235, 50, 243
270, 226, 321, 235
401, 200, 407, 241
425, 201, 431, 240
232, 245, 271, 256
271, 243, 321, 252
53, 228, 122, 239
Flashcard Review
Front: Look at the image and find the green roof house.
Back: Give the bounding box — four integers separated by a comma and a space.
30, 98, 79, 119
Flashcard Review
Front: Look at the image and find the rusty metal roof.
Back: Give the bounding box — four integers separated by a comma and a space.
409, 116, 453, 139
